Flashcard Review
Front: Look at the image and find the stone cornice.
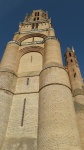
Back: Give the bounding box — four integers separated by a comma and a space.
44, 36, 56, 42
14, 28, 54, 35
7, 40, 20, 46
7, 36, 58, 47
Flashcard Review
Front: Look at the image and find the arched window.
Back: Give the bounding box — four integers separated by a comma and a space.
34, 18, 36, 21
38, 12, 39, 16
69, 52, 71, 57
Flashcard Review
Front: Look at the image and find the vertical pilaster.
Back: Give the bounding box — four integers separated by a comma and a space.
38, 37, 82, 150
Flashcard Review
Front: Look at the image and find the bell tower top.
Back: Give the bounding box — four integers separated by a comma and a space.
24, 10, 49, 23
19, 9, 52, 32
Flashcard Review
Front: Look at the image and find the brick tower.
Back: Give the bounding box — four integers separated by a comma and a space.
0, 10, 83, 150
65, 48, 84, 149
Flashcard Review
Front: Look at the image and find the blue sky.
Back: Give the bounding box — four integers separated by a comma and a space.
0, 0, 84, 78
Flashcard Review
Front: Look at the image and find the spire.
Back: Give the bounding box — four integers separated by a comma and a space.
72, 46, 75, 52
24, 13, 28, 22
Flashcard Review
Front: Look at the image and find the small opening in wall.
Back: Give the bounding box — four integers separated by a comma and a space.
74, 73, 76, 78
34, 17, 36, 21
37, 17, 39, 20
69, 53, 71, 57
32, 23, 34, 29
31, 56, 32, 62
71, 59, 73, 62
38, 12, 39, 16
32, 37, 34, 42
36, 23, 38, 28
27, 78, 29, 85
35, 12, 37, 16
21, 98, 26, 127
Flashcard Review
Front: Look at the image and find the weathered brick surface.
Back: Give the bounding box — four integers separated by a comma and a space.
44, 39, 63, 67
0, 90, 13, 148
0, 43, 20, 74
18, 52, 42, 76
6, 93, 39, 138
38, 85, 81, 150
15, 76, 39, 94
0, 72, 17, 93
40, 66, 71, 90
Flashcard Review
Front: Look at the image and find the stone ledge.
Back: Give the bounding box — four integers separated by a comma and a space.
39, 83, 71, 92
7, 40, 20, 46
14, 28, 54, 35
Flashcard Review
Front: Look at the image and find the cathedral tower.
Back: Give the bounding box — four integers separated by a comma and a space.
0, 10, 83, 150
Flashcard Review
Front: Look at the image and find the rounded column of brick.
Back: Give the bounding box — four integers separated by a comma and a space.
43, 37, 63, 67
0, 41, 20, 148
38, 38, 82, 150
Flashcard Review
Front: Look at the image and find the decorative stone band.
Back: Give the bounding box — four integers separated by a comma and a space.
7, 36, 58, 47
39, 83, 71, 92
0, 88, 39, 95
21, 36, 56, 46
21, 40, 43, 46
7, 40, 20, 46
73, 88, 84, 97
14, 27, 54, 35
44, 36, 56, 42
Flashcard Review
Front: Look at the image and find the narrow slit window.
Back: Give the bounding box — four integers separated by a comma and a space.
32, 37, 34, 42
21, 99, 26, 127
69, 53, 71, 57
71, 59, 73, 62
74, 73, 76, 78
32, 23, 34, 29
27, 78, 29, 85
31, 56, 32, 62
36, 23, 38, 28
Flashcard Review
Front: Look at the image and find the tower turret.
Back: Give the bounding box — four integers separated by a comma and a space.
65, 47, 83, 94
65, 47, 84, 149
